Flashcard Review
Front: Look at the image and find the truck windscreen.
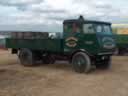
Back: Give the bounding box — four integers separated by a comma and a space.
95, 24, 112, 35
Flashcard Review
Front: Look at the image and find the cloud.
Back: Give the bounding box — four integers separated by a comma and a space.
0, 0, 43, 11
0, 0, 128, 31
32, 8, 67, 14
0, 0, 43, 6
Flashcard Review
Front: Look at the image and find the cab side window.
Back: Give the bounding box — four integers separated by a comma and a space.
64, 23, 81, 33
64, 24, 72, 33
83, 24, 94, 34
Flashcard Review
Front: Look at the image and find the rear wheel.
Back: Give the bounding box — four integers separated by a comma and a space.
72, 52, 92, 73
18, 49, 37, 66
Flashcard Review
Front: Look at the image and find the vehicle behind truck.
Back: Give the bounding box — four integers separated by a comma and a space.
112, 26, 128, 55
5, 16, 116, 73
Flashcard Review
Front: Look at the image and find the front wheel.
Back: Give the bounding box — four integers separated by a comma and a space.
72, 52, 92, 73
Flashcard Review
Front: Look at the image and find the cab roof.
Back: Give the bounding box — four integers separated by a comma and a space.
63, 16, 111, 25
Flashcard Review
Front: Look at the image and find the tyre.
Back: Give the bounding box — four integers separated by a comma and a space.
18, 49, 36, 66
72, 52, 92, 73
96, 56, 111, 70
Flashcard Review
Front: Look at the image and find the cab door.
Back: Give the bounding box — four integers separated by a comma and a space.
63, 22, 82, 53
80, 23, 99, 55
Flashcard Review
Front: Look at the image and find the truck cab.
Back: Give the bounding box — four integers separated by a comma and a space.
62, 16, 116, 73
63, 16, 116, 56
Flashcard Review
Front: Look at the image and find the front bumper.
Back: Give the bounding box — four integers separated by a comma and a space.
98, 52, 114, 55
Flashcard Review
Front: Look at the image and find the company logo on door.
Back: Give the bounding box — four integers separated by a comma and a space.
66, 37, 78, 47
102, 37, 115, 49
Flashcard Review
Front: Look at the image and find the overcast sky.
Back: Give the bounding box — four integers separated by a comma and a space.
0, 0, 128, 32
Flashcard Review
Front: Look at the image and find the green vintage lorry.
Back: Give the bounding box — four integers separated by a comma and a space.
5, 16, 116, 73
112, 27, 128, 55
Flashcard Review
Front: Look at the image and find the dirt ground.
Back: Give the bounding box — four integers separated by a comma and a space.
0, 50, 128, 96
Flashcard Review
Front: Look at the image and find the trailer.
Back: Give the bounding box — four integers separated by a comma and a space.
5, 16, 116, 73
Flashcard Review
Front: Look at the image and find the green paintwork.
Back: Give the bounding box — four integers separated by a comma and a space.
63, 18, 115, 55
6, 38, 63, 53
97, 34, 116, 53
63, 32, 99, 55
112, 27, 128, 48
115, 35, 128, 48
63, 32, 115, 55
